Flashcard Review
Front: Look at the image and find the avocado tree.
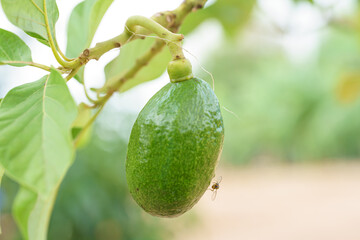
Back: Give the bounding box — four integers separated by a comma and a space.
1, 0, 331, 238
0, 0, 230, 239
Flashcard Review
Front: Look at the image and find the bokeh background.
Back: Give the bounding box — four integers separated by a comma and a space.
1, 0, 360, 239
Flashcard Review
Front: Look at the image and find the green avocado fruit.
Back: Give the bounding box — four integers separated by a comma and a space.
126, 77, 224, 217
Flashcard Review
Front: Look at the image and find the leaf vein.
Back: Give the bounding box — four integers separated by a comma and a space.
0, 45, 12, 60
3, 112, 42, 161
0, 98, 43, 135
0, 100, 42, 147
7, 14, 47, 28
41, 74, 50, 193
30, 0, 45, 15
0, 79, 48, 111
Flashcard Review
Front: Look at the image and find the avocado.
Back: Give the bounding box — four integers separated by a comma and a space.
126, 77, 224, 217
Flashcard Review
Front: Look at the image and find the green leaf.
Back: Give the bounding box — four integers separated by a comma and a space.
71, 103, 92, 148
66, 0, 114, 83
66, 0, 114, 58
104, 38, 171, 92
72, 103, 92, 132
0, 0, 59, 46
0, 28, 32, 66
180, 0, 256, 37
0, 69, 77, 196
0, 166, 3, 182
73, 66, 85, 83
0, 165, 4, 234
13, 186, 58, 240
13, 188, 37, 239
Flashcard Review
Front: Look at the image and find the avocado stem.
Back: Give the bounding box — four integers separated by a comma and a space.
125, 16, 185, 61
125, 16, 193, 82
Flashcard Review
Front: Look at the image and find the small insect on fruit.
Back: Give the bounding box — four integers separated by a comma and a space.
209, 176, 222, 201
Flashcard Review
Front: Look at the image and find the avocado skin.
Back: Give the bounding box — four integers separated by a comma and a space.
126, 78, 224, 217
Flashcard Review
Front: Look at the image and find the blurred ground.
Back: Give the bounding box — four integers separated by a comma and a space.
173, 162, 360, 240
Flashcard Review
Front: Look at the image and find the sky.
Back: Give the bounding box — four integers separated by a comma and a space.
0, 0, 357, 110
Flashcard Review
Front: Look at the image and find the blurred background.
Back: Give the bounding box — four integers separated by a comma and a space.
1, 0, 360, 239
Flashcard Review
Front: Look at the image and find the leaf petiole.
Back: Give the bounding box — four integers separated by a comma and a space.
0, 61, 52, 72
54, 37, 74, 62
43, 0, 76, 68
65, 68, 81, 81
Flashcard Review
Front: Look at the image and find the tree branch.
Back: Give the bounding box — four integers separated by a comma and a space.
73, 0, 208, 145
